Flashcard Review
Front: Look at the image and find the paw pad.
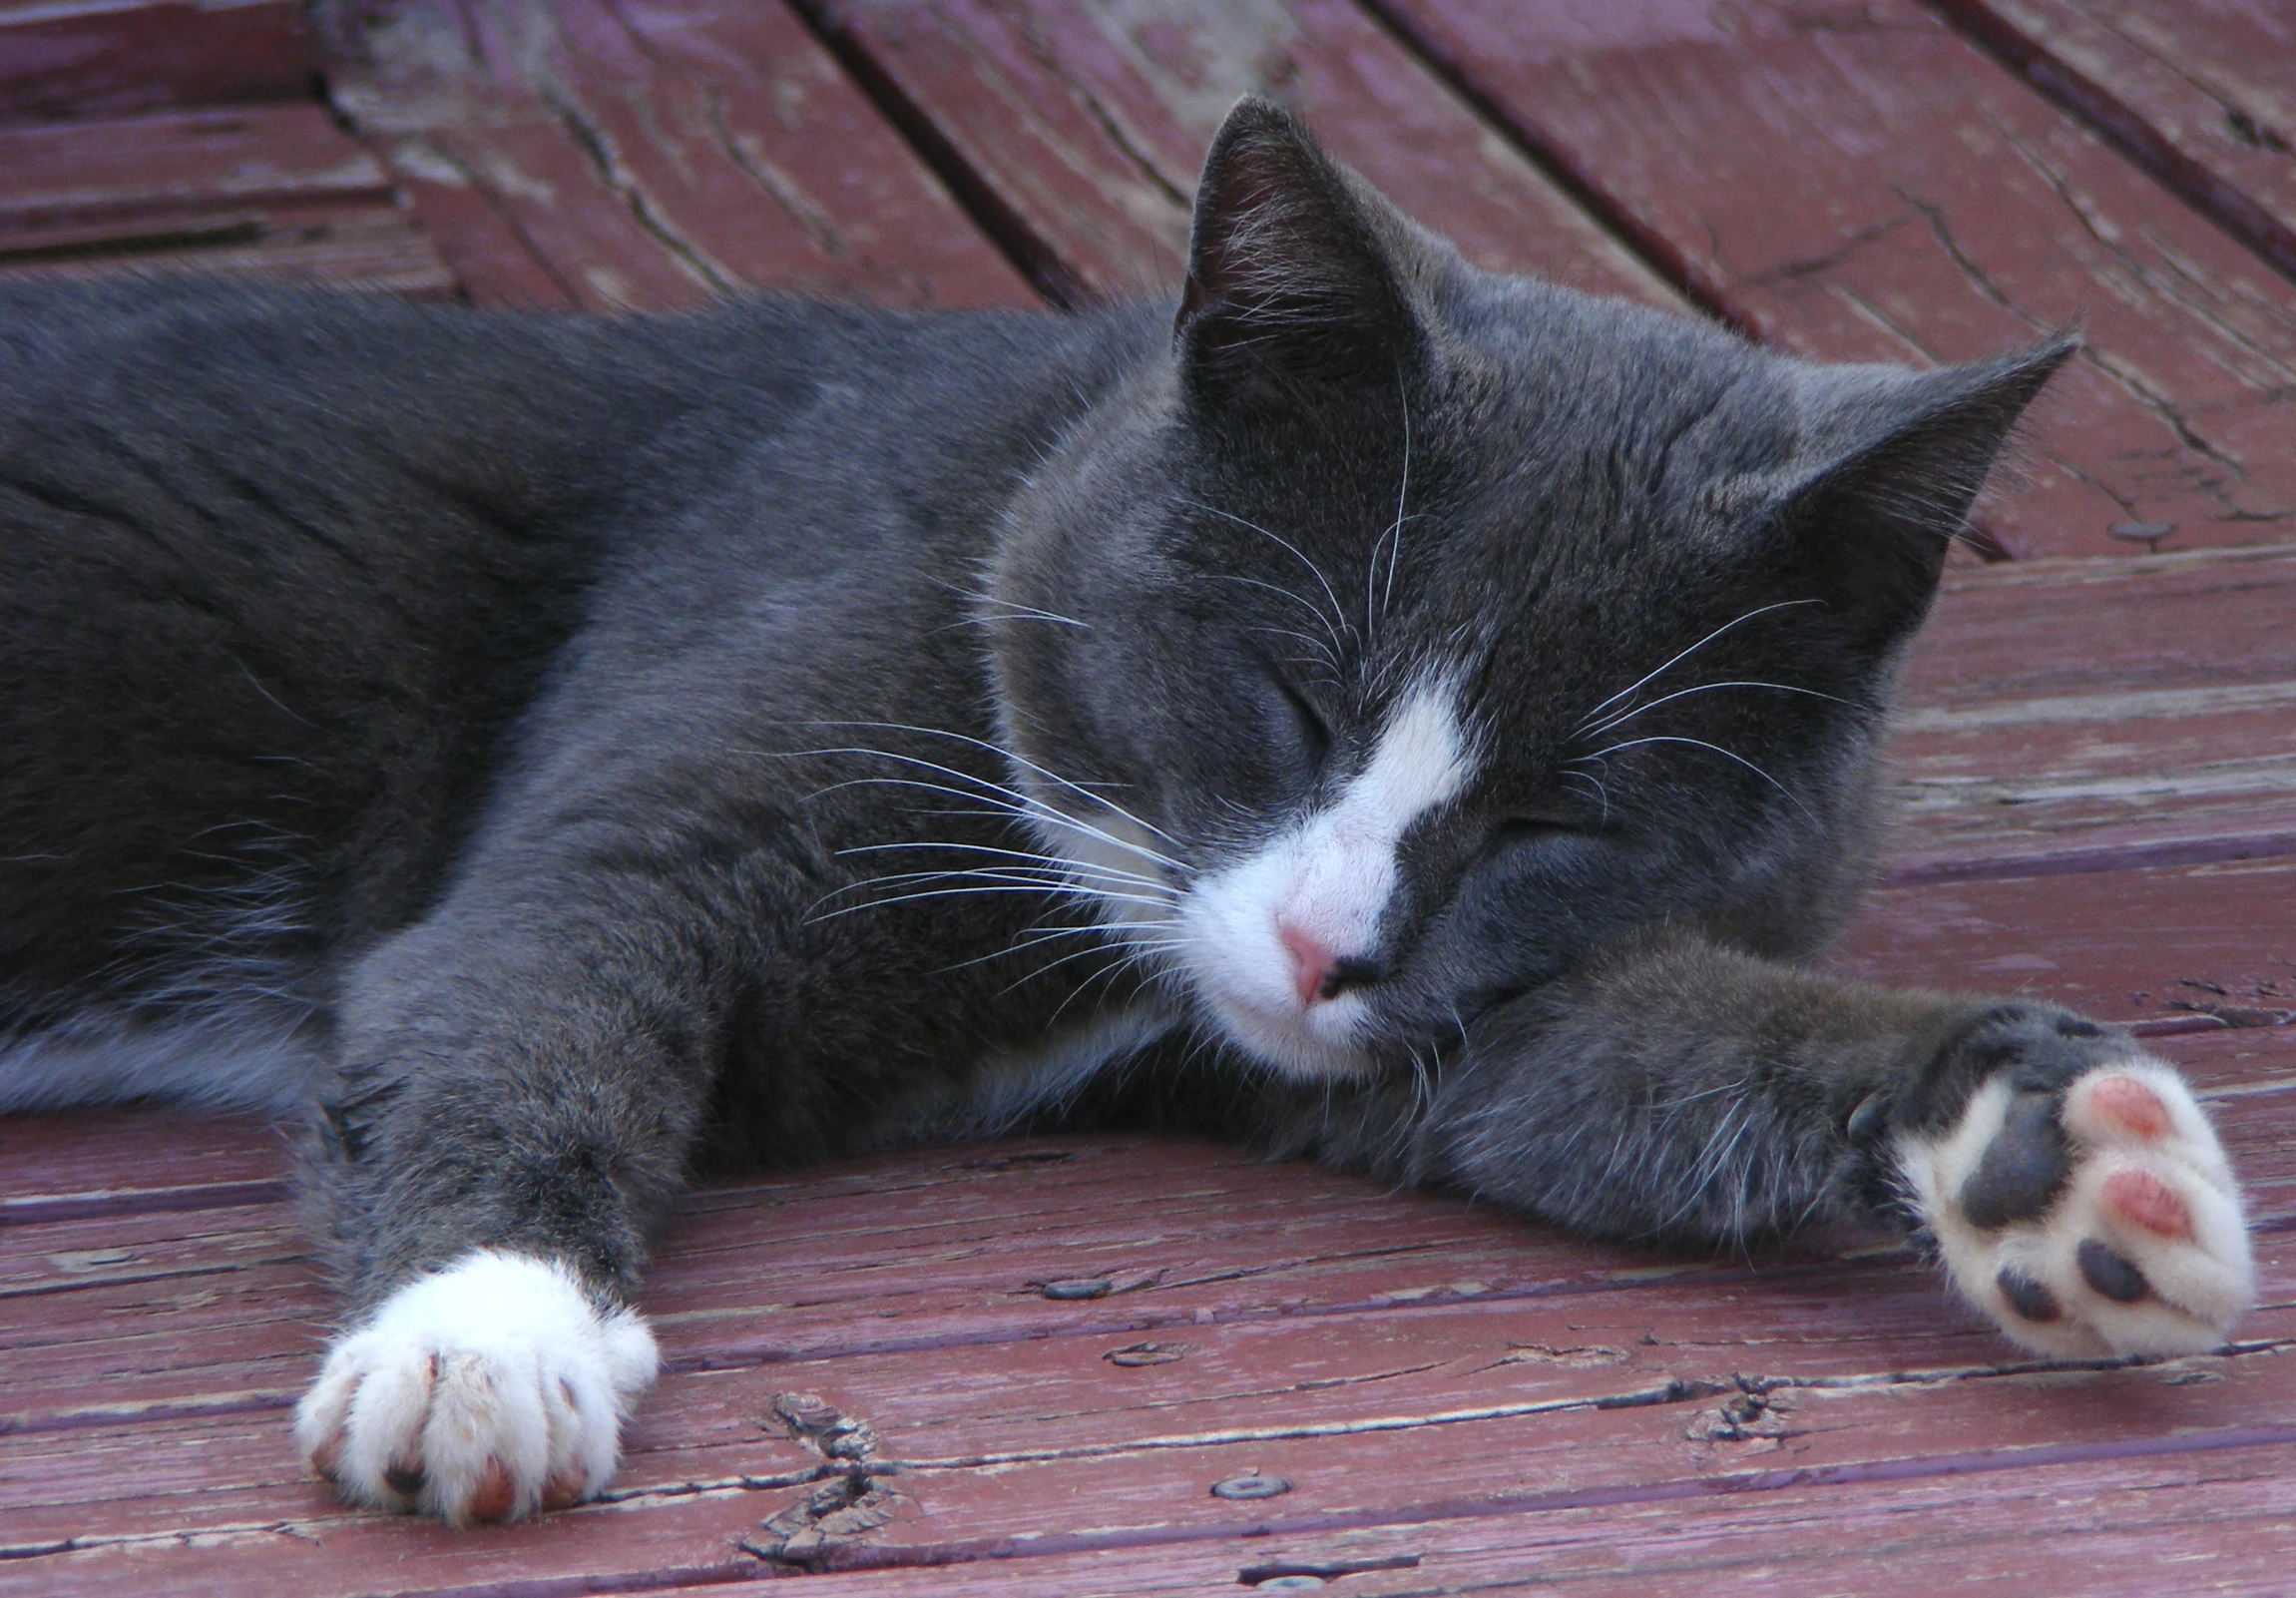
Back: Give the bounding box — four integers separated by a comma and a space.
1994, 1266, 2060, 1324
2076, 1238, 2148, 1304
2085, 1075, 2170, 1139
1899, 1051, 2253, 1360
2102, 1168, 2191, 1240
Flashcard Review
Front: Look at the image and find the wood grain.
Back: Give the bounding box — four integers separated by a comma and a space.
1368, 0, 2296, 559
1932, 0, 2296, 282
0, 1, 312, 124
322, 0, 1035, 310
1883, 544, 2296, 877
3, 1096, 2290, 1592
798, 0, 1679, 307
0, 102, 450, 293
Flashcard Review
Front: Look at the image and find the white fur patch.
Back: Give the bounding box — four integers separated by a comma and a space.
1897, 1057, 2253, 1359
294, 1250, 659, 1525
1180, 679, 1474, 1077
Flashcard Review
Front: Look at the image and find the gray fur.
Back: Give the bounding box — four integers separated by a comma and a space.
0, 100, 2096, 1314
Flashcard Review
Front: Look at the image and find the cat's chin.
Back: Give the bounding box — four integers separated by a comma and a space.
1195, 985, 1380, 1082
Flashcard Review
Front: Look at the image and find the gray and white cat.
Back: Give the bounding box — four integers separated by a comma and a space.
0, 100, 2251, 1524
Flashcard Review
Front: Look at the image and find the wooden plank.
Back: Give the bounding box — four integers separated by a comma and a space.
1934, 0, 2296, 282
0, 1112, 282, 1209
8, 1261, 2293, 1590
0, 103, 391, 232
796, 0, 1679, 308
674, 1451, 2296, 1595
11, 1434, 2296, 1594
1831, 853, 2296, 1024
0, 1036, 2286, 1590
1883, 544, 2296, 878
0, 103, 452, 292
1366, 0, 2296, 558
0, 1, 312, 123
321, 0, 1035, 310
5, 1028, 2290, 1429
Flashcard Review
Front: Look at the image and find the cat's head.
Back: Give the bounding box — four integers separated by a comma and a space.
990, 98, 2070, 1082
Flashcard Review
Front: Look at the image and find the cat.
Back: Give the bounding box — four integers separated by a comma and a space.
0, 99, 2251, 1526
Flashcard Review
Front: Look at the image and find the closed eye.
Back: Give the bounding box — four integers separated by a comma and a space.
1265, 669, 1333, 774
1487, 815, 1581, 850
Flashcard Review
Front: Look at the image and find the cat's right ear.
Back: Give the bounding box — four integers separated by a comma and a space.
1175, 98, 1427, 402
1764, 334, 2076, 649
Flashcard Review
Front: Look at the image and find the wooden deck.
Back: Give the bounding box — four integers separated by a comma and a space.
2, 1, 2293, 1591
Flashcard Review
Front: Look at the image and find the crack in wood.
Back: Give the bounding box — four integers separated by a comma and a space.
741, 1391, 902, 1567
540, 83, 738, 297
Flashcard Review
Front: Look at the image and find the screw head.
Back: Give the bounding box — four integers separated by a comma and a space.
1211, 1472, 1292, 1500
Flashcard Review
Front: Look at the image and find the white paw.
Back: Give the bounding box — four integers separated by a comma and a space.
293, 1250, 659, 1524
1900, 1056, 2254, 1359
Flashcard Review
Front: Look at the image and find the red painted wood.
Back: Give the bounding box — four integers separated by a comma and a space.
799, 0, 1678, 308
0, 104, 452, 292
1933, 0, 2296, 281
319, 0, 1035, 310
0, 1111, 282, 1206
0, 103, 391, 231
6, 1037, 2289, 1427
1367, 0, 2296, 558
0, 1, 312, 124
9, 1277, 2292, 1589
1831, 853, 2296, 1024
674, 1451, 2296, 1595
1883, 545, 2296, 876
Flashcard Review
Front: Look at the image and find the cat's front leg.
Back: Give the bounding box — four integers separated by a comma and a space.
1317, 934, 2254, 1358
1891, 1007, 2251, 1357
293, 889, 722, 1524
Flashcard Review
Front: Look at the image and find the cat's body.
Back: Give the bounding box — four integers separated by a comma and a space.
0, 102, 2254, 1525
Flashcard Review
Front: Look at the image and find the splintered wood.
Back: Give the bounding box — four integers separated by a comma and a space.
2, 0, 2294, 1592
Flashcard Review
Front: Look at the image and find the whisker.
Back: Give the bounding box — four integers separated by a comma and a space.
796, 761, 1186, 876
802, 722, 1189, 856
1170, 495, 1354, 646
1582, 679, 1854, 742
1377, 375, 1412, 625
1574, 600, 1822, 734
1573, 735, 1816, 822
833, 839, 1173, 897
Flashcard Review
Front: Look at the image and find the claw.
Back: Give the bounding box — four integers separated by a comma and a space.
469, 1458, 517, 1523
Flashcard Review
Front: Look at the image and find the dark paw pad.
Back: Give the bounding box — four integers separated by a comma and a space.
1958, 1090, 2070, 1230
2077, 1239, 2149, 1304
1995, 1267, 2060, 1324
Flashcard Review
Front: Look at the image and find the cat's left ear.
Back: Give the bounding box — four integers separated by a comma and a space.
1766, 334, 2077, 646
1175, 97, 1432, 400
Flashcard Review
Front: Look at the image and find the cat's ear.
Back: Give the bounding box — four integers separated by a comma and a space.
1766, 334, 2076, 645
1175, 98, 1427, 399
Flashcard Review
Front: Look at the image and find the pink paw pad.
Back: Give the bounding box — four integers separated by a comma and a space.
2104, 1168, 2192, 1240
2087, 1076, 2169, 1139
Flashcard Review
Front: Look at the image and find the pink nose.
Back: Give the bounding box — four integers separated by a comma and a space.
1281, 922, 1339, 1009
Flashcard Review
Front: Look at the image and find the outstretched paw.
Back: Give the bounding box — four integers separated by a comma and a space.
1898, 1019, 2252, 1359
293, 1251, 659, 1525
